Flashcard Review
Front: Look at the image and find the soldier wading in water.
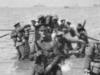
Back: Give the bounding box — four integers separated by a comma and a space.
11, 23, 31, 60
32, 15, 65, 75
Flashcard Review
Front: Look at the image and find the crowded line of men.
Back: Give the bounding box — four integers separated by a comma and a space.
11, 15, 87, 60
11, 15, 96, 75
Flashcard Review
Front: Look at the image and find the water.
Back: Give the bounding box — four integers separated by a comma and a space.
0, 7, 100, 75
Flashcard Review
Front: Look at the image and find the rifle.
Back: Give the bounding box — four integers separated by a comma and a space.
0, 33, 10, 38
87, 36, 100, 41
82, 20, 86, 28
0, 28, 35, 38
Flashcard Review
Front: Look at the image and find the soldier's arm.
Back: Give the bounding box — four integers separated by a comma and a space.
11, 30, 16, 38
63, 34, 85, 44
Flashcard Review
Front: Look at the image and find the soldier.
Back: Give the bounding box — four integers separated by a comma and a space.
61, 21, 76, 52
32, 15, 45, 47
84, 42, 100, 75
59, 24, 86, 57
45, 15, 53, 32
76, 20, 88, 56
33, 24, 63, 75
30, 20, 37, 54
76, 22, 88, 43
52, 15, 59, 32
11, 23, 25, 60
59, 19, 66, 31
23, 25, 31, 59
31, 20, 36, 27
29, 16, 46, 61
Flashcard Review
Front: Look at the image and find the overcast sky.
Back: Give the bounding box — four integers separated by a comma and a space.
0, 0, 99, 7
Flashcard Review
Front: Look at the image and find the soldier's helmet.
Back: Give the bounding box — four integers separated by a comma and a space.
14, 22, 20, 28
38, 15, 45, 24
24, 24, 31, 31
66, 21, 71, 26
77, 23, 82, 28
31, 20, 36, 23
52, 15, 59, 21
61, 19, 66, 22
24, 24, 31, 28
77, 23, 83, 29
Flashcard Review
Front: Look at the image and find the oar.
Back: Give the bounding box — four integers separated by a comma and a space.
88, 36, 100, 41
82, 20, 86, 28
0, 29, 13, 31
0, 29, 35, 32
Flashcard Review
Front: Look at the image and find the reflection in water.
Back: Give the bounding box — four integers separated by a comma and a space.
0, 35, 34, 75
61, 60, 73, 72
6, 60, 35, 75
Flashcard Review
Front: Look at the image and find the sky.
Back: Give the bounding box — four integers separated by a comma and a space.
0, 0, 99, 7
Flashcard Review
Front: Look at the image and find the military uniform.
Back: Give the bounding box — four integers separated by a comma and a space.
33, 25, 63, 75
52, 15, 59, 32
23, 25, 31, 59
76, 24, 88, 56
11, 24, 25, 60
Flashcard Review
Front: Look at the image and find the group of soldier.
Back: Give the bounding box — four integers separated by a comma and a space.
11, 15, 100, 75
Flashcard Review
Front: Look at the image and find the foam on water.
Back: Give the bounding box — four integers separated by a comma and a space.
60, 60, 73, 73
6, 60, 18, 75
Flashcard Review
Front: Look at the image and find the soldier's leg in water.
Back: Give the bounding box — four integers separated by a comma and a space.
79, 41, 86, 55
84, 43, 94, 74
24, 42, 30, 59
18, 45, 25, 60
16, 47, 21, 60
79, 36, 89, 54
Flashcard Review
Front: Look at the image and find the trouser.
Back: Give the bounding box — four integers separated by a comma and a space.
33, 58, 62, 75
76, 36, 88, 52
16, 45, 25, 60
24, 41, 30, 58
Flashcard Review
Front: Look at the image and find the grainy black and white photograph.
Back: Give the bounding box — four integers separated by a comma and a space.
0, 0, 100, 75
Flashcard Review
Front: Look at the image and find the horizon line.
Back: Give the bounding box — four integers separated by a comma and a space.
0, 5, 99, 8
